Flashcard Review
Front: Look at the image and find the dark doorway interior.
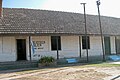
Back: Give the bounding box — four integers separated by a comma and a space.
17, 39, 26, 61
116, 37, 120, 54
104, 37, 111, 55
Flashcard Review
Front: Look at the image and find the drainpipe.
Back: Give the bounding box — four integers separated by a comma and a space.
79, 36, 81, 58
29, 36, 32, 61
56, 36, 59, 60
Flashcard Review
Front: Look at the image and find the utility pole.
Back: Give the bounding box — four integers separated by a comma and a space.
81, 3, 89, 62
96, 0, 105, 61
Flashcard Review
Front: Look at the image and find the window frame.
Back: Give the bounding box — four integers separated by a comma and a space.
51, 36, 61, 51
82, 36, 90, 49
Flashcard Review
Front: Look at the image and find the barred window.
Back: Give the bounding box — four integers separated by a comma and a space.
82, 36, 90, 49
51, 36, 61, 50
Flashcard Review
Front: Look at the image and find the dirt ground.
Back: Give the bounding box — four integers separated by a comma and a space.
14, 67, 109, 80
0, 64, 120, 80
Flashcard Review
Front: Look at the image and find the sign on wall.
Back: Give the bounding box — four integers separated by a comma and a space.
33, 41, 45, 49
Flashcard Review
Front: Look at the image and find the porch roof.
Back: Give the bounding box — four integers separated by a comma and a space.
0, 8, 120, 36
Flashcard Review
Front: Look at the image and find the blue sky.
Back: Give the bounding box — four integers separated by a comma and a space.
2, 0, 120, 18
3, 0, 46, 9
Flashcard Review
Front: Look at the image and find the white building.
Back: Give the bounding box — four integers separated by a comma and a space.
0, 1, 120, 62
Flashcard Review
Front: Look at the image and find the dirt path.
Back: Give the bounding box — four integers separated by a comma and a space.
0, 66, 120, 80
0, 68, 69, 80
97, 67, 120, 80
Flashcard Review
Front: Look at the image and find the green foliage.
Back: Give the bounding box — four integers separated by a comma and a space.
39, 56, 55, 64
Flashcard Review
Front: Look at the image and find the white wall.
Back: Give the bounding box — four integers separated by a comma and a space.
0, 37, 16, 62
31, 36, 104, 60
81, 36, 103, 57
0, 36, 30, 62
30, 36, 80, 60
110, 36, 116, 54
0, 35, 116, 62
60, 36, 79, 58
31, 36, 57, 60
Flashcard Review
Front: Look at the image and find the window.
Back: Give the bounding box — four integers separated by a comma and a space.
82, 36, 90, 49
51, 36, 61, 50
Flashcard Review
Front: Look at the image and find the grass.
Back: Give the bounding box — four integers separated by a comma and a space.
78, 62, 120, 68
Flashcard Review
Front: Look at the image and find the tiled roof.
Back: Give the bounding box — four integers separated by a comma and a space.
0, 8, 120, 36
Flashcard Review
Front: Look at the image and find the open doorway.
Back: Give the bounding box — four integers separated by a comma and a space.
16, 39, 26, 61
116, 37, 120, 54
104, 37, 111, 55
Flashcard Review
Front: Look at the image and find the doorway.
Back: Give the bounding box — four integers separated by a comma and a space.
116, 37, 120, 54
104, 37, 111, 55
16, 39, 26, 61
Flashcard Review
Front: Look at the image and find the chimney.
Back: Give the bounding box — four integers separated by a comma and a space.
0, 0, 2, 17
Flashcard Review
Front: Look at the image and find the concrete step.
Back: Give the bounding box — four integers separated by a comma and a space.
0, 61, 38, 70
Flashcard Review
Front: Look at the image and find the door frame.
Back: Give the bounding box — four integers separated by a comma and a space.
16, 39, 27, 61
104, 36, 111, 55
115, 36, 120, 54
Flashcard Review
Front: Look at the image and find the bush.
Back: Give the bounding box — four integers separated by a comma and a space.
39, 56, 55, 66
